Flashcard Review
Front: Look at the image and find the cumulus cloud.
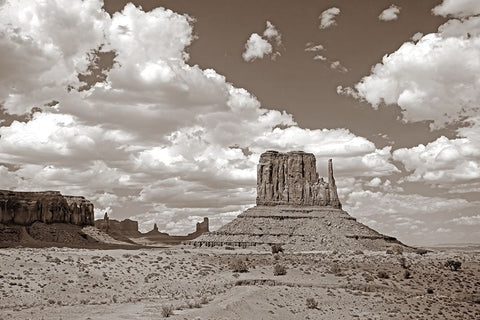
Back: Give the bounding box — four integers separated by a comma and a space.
343, 190, 479, 245
319, 7, 340, 29
393, 117, 480, 184
242, 33, 272, 62
451, 215, 480, 225
432, 0, 480, 18
0, 0, 397, 234
242, 21, 282, 62
338, 2, 480, 191
379, 5, 401, 21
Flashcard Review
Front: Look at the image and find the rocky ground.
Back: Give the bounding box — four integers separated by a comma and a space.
0, 246, 479, 319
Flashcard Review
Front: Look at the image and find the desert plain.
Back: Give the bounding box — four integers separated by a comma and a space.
0, 244, 479, 320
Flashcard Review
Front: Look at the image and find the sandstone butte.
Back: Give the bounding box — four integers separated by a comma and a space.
190, 150, 406, 251
0, 190, 94, 226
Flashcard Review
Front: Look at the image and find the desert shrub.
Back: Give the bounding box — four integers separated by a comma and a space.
394, 246, 404, 255
330, 263, 342, 276
377, 270, 389, 279
415, 248, 428, 255
271, 244, 284, 254
200, 295, 209, 305
398, 257, 409, 269
273, 264, 287, 276
273, 254, 280, 261
353, 250, 363, 255
386, 249, 394, 255
403, 270, 412, 279
230, 258, 249, 273
427, 288, 434, 294
306, 297, 318, 309
225, 246, 235, 250
444, 260, 462, 271
161, 305, 174, 317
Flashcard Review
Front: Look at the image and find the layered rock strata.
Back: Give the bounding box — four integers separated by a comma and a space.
190, 150, 407, 251
256, 151, 341, 208
189, 206, 402, 251
0, 190, 94, 226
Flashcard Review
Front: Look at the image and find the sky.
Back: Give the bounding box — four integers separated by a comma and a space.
0, 0, 479, 246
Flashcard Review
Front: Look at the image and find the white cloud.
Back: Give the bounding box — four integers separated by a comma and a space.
242, 33, 272, 62
393, 117, 480, 184
352, 30, 480, 129
432, 0, 480, 18
330, 61, 348, 73
0, 0, 397, 235
305, 44, 324, 52
366, 177, 382, 187
379, 5, 401, 21
451, 215, 480, 225
319, 7, 340, 29
242, 21, 282, 62
0, 0, 109, 115
411, 32, 423, 42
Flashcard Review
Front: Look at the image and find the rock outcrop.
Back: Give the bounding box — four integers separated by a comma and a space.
190, 150, 408, 251
256, 151, 341, 208
0, 190, 94, 226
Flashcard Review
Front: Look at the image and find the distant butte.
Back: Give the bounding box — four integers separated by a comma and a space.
190, 150, 408, 251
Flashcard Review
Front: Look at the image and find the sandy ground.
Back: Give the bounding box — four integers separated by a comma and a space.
0, 246, 479, 319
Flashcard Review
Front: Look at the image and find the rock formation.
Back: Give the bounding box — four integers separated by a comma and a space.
0, 190, 94, 226
94, 217, 210, 244
256, 151, 341, 208
190, 150, 407, 251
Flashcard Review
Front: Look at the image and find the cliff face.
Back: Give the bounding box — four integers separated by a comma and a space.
0, 190, 94, 226
256, 151, 341, 208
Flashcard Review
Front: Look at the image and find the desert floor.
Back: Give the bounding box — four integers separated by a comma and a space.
0, 245, 479, 319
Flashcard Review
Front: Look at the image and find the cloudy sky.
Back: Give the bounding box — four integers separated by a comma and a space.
1, 0, 479, 246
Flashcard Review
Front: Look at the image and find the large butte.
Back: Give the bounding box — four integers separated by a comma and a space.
190, 150, 407, 252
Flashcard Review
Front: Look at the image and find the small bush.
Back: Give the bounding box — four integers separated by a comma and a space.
386, 249, 394, 255
306, 297, 318, 309
330, 263, 342, 276
394, 246, 404, 255
427, 288, 434, 294
161, 305, 174, 318
271, 244, 284, 254
403, 270, 412, 279
398, 257, 409, 269
230, 258, 249, 273
444, 260, 461, 271
377, 270, 389, 279
273, 264, 287, 276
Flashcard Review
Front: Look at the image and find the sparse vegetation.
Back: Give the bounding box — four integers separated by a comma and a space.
427, 288, 434, 294
330, 263, 343, 276
271, 244, 284, 254
230, 258, 249, 273
444, 260, 462, 271
398, 257, 409, 269
377, 270, 389, 279
306, 297, 318, 309
403, 270, 412, 279
161, 304, 174, 317
273, 264, 287, 276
